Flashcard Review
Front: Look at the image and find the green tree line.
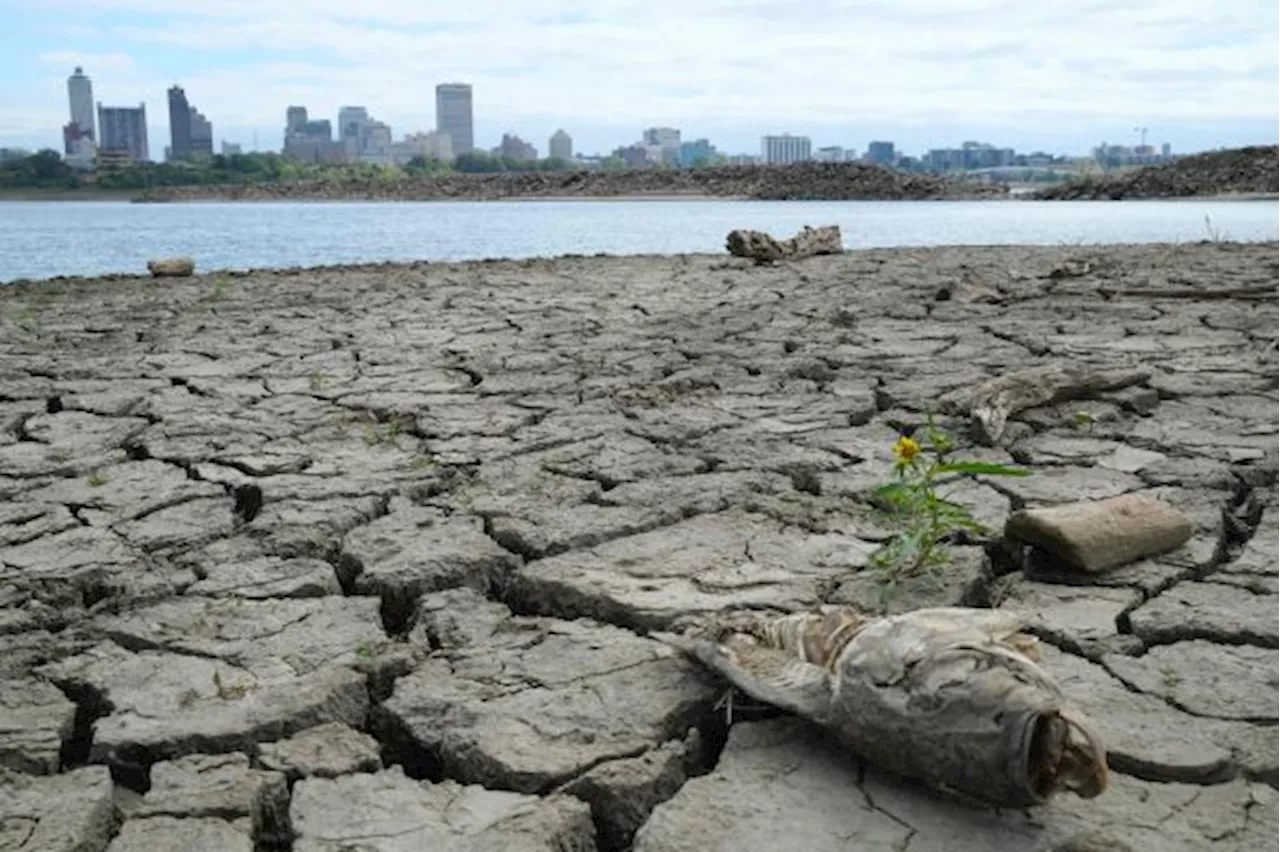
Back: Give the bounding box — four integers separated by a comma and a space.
0, 149, 581, 190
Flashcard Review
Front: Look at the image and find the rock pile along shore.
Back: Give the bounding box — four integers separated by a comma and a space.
1, 242, 1277, 851
135, 160, 1003, 203
1035, 145, 1280, 200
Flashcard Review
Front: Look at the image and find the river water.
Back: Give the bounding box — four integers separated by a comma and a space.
0, 197, 1275, 282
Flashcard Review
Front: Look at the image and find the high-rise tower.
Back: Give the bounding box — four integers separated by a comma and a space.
435, 83, 474, 156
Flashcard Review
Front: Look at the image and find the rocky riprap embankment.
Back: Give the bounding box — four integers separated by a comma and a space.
2, 242, 1277, 851
135, 161, 1002, 203
1035, 145, 1280, 200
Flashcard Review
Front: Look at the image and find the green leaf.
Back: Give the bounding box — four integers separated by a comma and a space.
934, 461, 1033, 477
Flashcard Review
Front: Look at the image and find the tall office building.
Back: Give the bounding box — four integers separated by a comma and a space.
98, 103, 149, 163
338, 106, 370, 157
865, 140, 896, 166
435, 83, 474, 156
549, 129, 572, 161
761, 134, 811, 165
286, 106, 308, 136
167, 85, 192, 161
189, 107, 213, 158
66, 67, 95, 141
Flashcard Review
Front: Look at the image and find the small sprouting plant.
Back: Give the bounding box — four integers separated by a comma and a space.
869, 415, 1031, 597
362, 415, 409, 448
1073, 410, 1097, 431
308, 371, 327, 392
1202, 214, 1224, 243
87, 470, 108, 487
354, 640, 379, 660
15, 308, 40, 332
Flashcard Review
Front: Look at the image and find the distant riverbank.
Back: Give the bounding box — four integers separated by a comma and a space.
132, 162, 1003, 203
0, 188, 138, 201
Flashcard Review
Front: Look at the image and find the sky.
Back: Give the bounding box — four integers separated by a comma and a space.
0, 0, 1276, 159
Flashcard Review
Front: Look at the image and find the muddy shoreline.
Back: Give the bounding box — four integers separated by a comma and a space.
2, 243, 1277, 851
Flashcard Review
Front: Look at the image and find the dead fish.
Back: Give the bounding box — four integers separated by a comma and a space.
661, 605, 1108, 808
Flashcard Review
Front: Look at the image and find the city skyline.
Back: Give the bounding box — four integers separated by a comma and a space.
0, 0, 1274, 157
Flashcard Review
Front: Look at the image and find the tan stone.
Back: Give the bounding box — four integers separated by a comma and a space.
147, 257, 195, 277
1005, 493, 1194, 573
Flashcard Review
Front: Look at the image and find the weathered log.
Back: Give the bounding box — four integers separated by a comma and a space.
147, 257, 195, 278
725, 225, 842, 264
662, 605, 1108, 808
1004, 493, 1193, 574
939, 362, 1151, 445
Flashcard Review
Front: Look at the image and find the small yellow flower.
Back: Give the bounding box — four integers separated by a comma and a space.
893, 435, 921, 465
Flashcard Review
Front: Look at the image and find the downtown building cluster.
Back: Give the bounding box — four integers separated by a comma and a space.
46, 67, 1177, 176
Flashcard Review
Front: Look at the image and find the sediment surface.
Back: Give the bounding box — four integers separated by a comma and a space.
1035, 145, 1279, 200
135, 161, 1002, 203
2, 242, 1277, 851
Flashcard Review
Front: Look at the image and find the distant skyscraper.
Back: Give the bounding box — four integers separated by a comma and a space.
66, 67, 95, 142
497, 132, 536, 161
549, 129, 573, 161
98, 103, 149, 162
762, 134, 811, 165
866, 140, 896, 166
167, 85, 192, 161
338, 106, 370, 156
435, 83, 474, 155
642, 127, 681, 149
286, 106, 308, 135
189, 107, 213, 158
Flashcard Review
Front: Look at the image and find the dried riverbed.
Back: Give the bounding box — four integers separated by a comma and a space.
1, 242, 1277, 851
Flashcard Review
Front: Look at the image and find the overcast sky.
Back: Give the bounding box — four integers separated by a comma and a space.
1, 0, 1276, 157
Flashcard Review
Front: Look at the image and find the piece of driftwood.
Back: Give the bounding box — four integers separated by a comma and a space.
147, 257, 195, 277
662, 606, 1108, 808
1005, 493, 1193, 574
939, 362, 1151, 445
725, 225, 842, 264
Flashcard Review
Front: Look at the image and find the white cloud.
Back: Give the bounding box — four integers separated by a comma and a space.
4, 0, 1276, 152
36, 50, 137, 76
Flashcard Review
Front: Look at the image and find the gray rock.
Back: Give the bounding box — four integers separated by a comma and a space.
0, 503, 78, 547
1103, 642, 1279, 721
1219, 507, 1277, 577
0, 526, 160, 609
984, 465, 1143, 507
180, 536, 341, 598
510, 510, 863, 631
0, 677, 75, 774
828, 546, 990, 614
634, 718, 1275, 852
113, 497, 237, 553
249, 495, 387, 559
37, 598, 382, 768
258, 722, 382, 781
289, 768, 596, 852
107, 816, 253, 852
0, 765, 119, 852
560, 733, 701, 852
379, 590, 716, 793
1044, 646, 1236, 783
1126, 581, 1278, 647
339, 498, 518, 625
23, 460, 224, 527
997, 580, 1140, 653
123, 752, 288, 847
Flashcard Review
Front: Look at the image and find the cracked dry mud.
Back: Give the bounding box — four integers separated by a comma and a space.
1, 242, 1276, 852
